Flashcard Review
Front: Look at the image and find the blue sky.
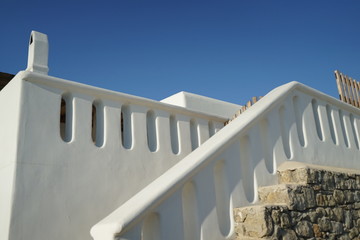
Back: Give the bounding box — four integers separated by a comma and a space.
1, 1, 359, 105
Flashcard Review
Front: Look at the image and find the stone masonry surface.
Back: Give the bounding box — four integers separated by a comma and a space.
234, 167, 360, 240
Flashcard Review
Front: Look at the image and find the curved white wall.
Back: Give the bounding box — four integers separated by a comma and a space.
0, 71, 226, 240
161, 91, 242, 118
0, 75, 23, 240
91, 81, 360, 240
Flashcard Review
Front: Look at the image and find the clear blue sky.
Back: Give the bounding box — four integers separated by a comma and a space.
1, 1, 359, 105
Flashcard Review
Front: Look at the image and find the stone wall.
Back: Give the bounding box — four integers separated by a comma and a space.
234, 167, 360, 240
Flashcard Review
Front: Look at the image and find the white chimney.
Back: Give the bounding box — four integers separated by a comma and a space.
26, 31, 49, 74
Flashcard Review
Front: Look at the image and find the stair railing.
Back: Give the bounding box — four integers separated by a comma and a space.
91, 81, 360, 240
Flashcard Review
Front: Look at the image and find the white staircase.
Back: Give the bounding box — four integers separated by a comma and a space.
2, 31, 360, 240
0, 31, 237, 240
91, 80, 360, 239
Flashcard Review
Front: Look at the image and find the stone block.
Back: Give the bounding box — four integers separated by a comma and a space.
318, 217, 331, 232
234, 206, 274, 238
295, 221, 314, 237
333, 190, 345, 204
234, 166, 360, 239
277, 168, 309, 184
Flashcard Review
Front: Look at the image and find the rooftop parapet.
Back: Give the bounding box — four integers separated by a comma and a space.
0, 31, 230, 240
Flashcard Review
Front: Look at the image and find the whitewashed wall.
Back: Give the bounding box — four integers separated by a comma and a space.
161, 91, 242, 119
91, 81, 360, 240
0, 70, 227, 240
0, 75, 23, 240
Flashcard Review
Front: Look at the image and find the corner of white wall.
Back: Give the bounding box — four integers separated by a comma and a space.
161, 91, 242, 118
0, 72, 25, 240
161, 91, 187, 107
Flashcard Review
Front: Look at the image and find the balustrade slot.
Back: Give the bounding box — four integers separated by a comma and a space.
60, 96, 72, 142
60, 98, 66, 141
326, 104, 337, 144
182, 182, 200, 240
312, 99, 323, 141
142, 213, 160, 240
339, 110, 349, 148
147, 110, 157, 152
350, 114, 360, 149
279, 106, 291, 159
213, 160, 231, 236
121, 105, 132, 149
293, 96, 305, 147
92, 101, 104, 147
92, 104, 96, 143
190, 119, 199, 151
260, 119, 274, 173
208, 121, 215, 137
239, 135, 256, 202
170, 115, 179, 154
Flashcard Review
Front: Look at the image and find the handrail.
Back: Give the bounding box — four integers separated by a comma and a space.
91, 81, 360, 240
21, 71, 227, 122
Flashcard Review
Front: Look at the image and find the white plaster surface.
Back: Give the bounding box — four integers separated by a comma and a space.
0, 74, 24, 240
0, 70, 226, 240
5, 31, 360, 240
91, 81, 360, 240
26, 31, 49, 74
161, 91, 242, 118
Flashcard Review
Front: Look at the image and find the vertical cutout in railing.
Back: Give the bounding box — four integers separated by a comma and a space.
350, 114, 360, 149
147, 110, 157, 152
92, 101, 105, 147
279, 106, 291, 159
213, 160, 231, 237
239, 135, 256, 202
326, 104, 337, 145
121, 105, 132, 149
293, 96, 305, 147
142, 213, 161, 240
208, 121, 216, 137
260, 119, 274, 173
60, 94, 73, 142
91, 104, 97, 144
311, 99, 323, 141
339, 110, 349, 148
182, 182, 200, 240
60, 98, 66, 140
170, 115, 179, 154
190, 119, 199, 151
